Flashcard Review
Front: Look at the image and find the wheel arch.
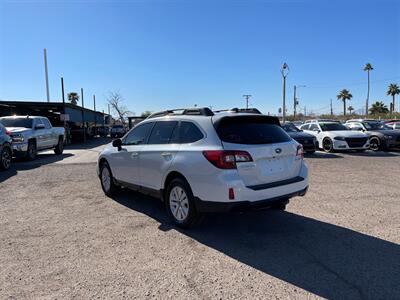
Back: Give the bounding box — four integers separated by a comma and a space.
162, 171, 191, 202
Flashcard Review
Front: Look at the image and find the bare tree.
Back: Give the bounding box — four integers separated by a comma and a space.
106, 91, 134, 124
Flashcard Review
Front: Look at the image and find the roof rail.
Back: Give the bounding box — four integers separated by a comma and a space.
214, 107, 262, 114
147, 107, 214, 119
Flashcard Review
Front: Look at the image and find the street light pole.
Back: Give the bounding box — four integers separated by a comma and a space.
280, 63, 290, 123
81, 88, 86, 143
43, 49, 50, 102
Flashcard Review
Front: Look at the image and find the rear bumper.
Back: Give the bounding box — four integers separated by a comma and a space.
195, 186, 308, 213
190, 160, 309, 204
294, 139, 318, 151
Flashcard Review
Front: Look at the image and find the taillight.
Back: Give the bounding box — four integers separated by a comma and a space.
5, 130, 11, 136
202, 150, 253, 169
296, 144, 304, 159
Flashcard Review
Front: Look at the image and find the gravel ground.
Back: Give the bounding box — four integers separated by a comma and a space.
1, 142, 399, 299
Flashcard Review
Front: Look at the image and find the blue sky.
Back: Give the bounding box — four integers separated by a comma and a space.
1, 0, 399, 116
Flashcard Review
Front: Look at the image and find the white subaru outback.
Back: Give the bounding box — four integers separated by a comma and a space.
97, 108, 308, 228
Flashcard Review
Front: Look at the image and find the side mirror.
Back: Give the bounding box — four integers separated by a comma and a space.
35, 124, 45, 130
112, 138, 122, 151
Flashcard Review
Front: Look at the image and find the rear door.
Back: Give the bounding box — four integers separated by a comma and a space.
41, 118, 56, 147
33, 119, 47, 150
139, 121, 179, 190
215, 116, 302, 186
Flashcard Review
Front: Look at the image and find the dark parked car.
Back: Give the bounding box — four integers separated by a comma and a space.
110, 125, 126, 138
346, 120, 400, 151
282, 122, 318, 153
0, 123, 12, 170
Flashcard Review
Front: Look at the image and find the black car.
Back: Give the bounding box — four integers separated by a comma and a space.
282, 123, 318, 153
346, 120, 400, 151
0, 123, 12, 170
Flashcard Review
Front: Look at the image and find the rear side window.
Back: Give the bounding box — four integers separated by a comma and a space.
42, 118, 52, 129
216, 117, 290, 145
301, 124, 310, 130
309, 124, 319, 131
148, 121, 178, 144
123, 122, 154, 145
180, 122, 204, 143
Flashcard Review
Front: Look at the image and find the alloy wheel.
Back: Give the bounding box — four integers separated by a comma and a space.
369, 138, 380, 151
323, 138, 333, 152
1, 148, 11, 169
101, 166, 111, 192
169, 186, 189, 222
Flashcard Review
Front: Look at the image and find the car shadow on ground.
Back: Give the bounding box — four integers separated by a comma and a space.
65, 137, 112, 150
0, 153, 74, 183
305, 151, 343, 159
341, 150, 400, 157
110, 190, 400, 299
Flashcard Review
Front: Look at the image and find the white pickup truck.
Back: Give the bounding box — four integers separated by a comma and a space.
0, 116, 65, 160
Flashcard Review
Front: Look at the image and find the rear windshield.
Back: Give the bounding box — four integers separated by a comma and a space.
0, 118, 33, 128
216, 116, 291, 144
282, 123, 300, 132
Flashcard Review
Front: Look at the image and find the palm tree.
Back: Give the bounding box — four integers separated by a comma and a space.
337, 89, 353, 116
369, 101, 389, 114
387, 83, 400, 113
364, 63, 373, 115
348, 106, 354, 114
67, 92, 79, 105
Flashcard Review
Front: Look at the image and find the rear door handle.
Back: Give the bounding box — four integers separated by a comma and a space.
161, 152, 172, 157
131, 152, 139, 158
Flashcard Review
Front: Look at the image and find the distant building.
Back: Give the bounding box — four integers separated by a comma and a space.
128, 116, 146, 129
0, 100, 109, 143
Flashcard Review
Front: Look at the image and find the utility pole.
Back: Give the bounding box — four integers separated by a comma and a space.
293, 85, 297, 120
304, 106, 307, 117
93, 95, 97, 134
293, 85, 305, 121
61, 77, 65, 104
330, 99, 333, 116
81, 88, 86, 143
61, 77, 66, 139
43, 48, 50, 102
280, 63, 290, 123
243, 95, 252, 109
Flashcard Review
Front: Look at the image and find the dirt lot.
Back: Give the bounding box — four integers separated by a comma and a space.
1, 140, 399, 299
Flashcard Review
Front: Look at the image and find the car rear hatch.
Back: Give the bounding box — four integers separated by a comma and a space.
213, 115, 303, 187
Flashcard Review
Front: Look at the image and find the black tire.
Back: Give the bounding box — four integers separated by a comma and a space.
100, 161, 119, 196
369, 137, 381, 151
165, 178, 200, 228
322, 138, 334, 153
0, 145, 12, 170
54, 136, 64, 154
271, 200, 288, 211
26, 140, 37, 161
